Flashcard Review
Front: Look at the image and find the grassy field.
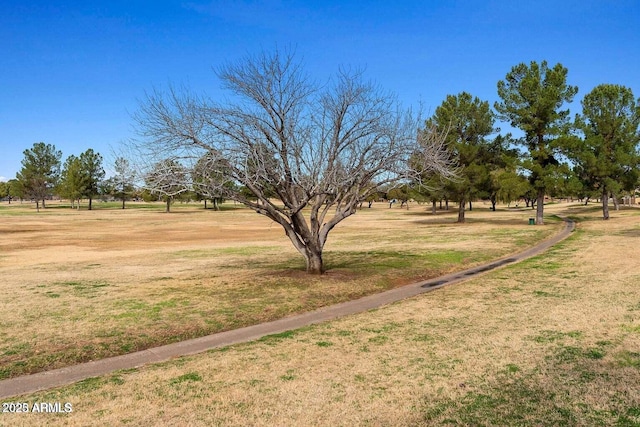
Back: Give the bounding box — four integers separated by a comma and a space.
0, 200, 559, 382
1, 202, 639, 426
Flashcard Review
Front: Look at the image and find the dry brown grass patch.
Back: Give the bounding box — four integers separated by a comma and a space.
2, 203, 638, 425
1, 200, 559, 381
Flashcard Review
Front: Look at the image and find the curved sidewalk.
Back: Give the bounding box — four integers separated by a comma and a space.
0, 219, 575, 399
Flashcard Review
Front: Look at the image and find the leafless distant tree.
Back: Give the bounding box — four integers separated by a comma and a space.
144, 159, 190, 212
133, 49, 453, 274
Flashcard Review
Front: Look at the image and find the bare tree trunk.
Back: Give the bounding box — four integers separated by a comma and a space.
468, 200, 473, 211
88, 197, 93, 210
166, 197, 171, 213
602, 189, 610, 220
457, 197, 466, 223
445, 198, 449, 210
536, 190, 544, 225
305, 248, 324, 275
36, 200, 40, 212
612, 193, 619, 211
432, 200, 437, 215
121, 197, 125, 209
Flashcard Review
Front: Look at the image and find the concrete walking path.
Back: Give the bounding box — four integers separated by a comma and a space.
0, 219, 575, 399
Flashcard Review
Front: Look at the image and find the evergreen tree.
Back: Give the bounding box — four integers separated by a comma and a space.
495, 61, 577, 224
79, 149, 105, 210
58, 155, 86, 208
7, 179, 24, 203
426, 92, 495, 223
567, 84, 640, 219
16, 142, 62, 211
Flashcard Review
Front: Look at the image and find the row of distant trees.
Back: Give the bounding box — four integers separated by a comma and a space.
129, 58, 640, 228
0, 145, 222, 212
4, 62, 639, 223
0, 144, 135, 212
2, 51, 639, 273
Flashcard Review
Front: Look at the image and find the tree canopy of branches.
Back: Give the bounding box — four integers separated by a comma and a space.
16, 142, 62, 212
566, 84, 640, 219
495, 61, 577, 225
133, 50, 453, 274
144, 159, 189, 212
426, 92, 496, 223
192, 153, 236, 210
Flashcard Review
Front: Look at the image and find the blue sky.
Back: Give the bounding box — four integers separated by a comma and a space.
1, 0, 638, 181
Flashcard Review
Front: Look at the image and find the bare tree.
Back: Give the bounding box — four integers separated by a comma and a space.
133, 50, 452, 274
144, 159, 190, 212
192, 153, 236, 210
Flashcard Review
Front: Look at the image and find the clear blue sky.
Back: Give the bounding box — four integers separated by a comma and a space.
1, 0, 638, 181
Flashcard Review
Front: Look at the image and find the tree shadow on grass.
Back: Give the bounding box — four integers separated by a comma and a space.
265, 249, 471, 283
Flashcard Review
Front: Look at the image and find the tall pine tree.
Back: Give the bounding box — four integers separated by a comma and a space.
495, 61, 577, 225
16, 142, 62, 211
568, 84, 640, 219
426, 92, 495, 223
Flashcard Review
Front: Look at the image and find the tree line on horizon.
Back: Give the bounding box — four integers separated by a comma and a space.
4, 60, 638, 219
2, 53, 639, 272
